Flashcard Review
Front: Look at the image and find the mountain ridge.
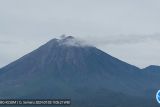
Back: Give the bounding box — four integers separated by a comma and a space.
0, 36, 159, 70
0, 36, 159, 107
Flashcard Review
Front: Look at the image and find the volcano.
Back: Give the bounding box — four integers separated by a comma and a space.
0, 36, 160, 107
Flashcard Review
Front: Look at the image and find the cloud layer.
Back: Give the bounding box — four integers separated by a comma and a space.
87, 34, 160, 46
0, 0, 160, 68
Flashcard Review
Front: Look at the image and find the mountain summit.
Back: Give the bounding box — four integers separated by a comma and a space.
0, 36, 160, 107
47, 35, 90, 47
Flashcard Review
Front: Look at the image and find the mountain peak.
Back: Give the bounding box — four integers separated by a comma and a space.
142, 65, 160, 72
48, 35, 91, 47
144, 65, 160, 69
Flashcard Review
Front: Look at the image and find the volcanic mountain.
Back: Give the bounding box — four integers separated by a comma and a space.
0, 36, 160, 107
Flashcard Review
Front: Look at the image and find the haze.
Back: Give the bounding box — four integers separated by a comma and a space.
0, 0, 160, 68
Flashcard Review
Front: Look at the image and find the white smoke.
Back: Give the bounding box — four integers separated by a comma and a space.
58, 35, 91, 47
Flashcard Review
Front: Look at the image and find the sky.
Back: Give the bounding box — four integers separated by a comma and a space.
0, 0, 160, 68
